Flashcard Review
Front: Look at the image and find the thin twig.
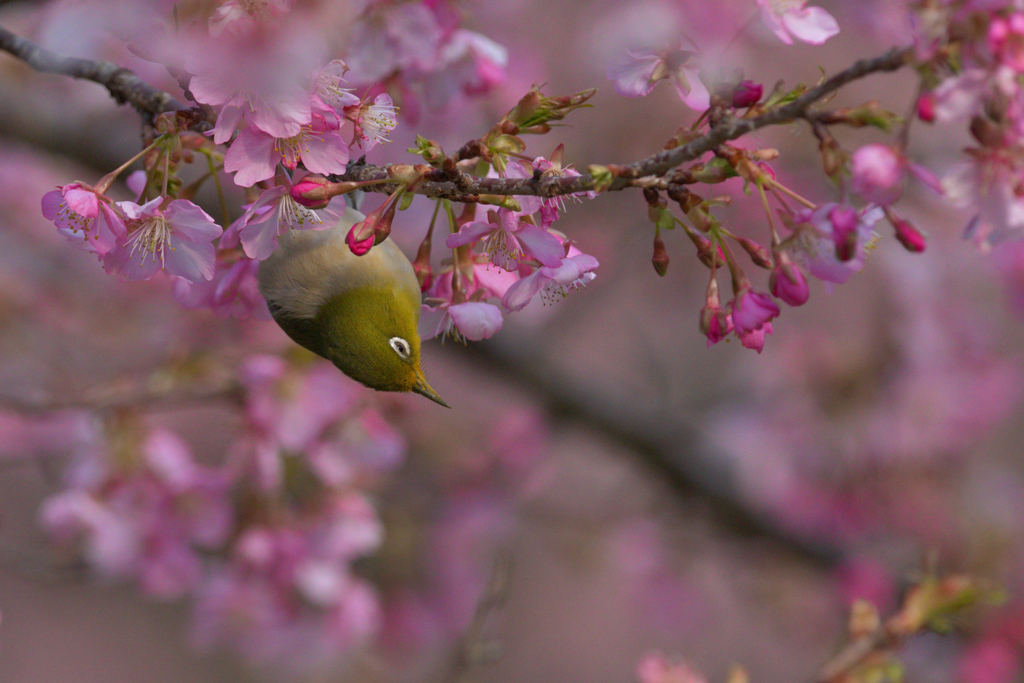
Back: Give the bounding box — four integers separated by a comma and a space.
335, 46, 913, 201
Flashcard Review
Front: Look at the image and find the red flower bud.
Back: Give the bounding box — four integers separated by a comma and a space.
893, 218, 926, 252
652, 234, 669, 276
732, 80, 763, 108
917, 93, 936, 123
735, 236, 772, 269
290, 176, 332, 209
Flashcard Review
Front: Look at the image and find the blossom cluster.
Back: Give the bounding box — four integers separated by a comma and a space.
39, 0, 510, 323
38, 356, 404, 673
418, 151, 600, 342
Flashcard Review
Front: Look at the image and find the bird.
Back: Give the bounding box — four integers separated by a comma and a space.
257, 205, 449, 407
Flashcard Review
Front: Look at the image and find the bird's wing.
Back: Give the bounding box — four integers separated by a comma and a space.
257, 207, 420, 321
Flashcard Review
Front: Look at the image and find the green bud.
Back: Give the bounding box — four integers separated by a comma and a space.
489, 134, 526, 155
502, 85, 596, 134
690, 158, 738, 184
588, 165, 613, 194
408, 136, 446, 165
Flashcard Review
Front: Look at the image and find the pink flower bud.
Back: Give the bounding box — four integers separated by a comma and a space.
373, 201, 398, 245
892, 218, 926, 252
413, 236, 433, 292
735, 236, 772, 269
850, 144, 904, 206
732, 80, 763, 108
731, 287, 780, 334
700, 277, 732, 346
769, 255, 810, 306
290, 176, 332, 209
700, 304, 732, 346
346, 217, 376, 256
917, 93, 935, 123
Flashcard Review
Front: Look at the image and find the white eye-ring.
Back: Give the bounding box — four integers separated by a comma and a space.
389, 337, 411, 359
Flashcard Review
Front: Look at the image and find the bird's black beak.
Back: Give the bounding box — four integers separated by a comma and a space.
413, 374, 450, 408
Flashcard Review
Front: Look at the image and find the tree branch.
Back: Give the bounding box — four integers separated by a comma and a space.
0, 22, 910, 202
335, 46, 913, 201
0, 23, 190, 122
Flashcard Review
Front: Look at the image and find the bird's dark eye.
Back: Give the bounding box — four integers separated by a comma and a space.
389, 336, 411, 359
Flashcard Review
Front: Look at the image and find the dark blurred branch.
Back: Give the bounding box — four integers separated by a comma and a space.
0, 376, 242, 414
458, 340, 845, 567
443, 550, 513, 683
0, 24, 193, 122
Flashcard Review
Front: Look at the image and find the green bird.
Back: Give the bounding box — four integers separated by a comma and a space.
258, 206, 449, 407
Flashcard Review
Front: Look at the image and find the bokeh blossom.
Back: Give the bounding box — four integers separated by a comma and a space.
756, 0, 839, 45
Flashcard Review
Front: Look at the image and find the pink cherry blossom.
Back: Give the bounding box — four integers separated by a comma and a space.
608, 47, 710, 110
310, 59, 360, 125
502, 252, 599, 312
40, 426, 232, 597
850, 144, 905, 206
173, 255, 271, 319
186, 27, 321, 144
731, 80, 764, 108
419, 29, 508, 109
732, 287, 780, 337
944, 158, 1024, 245
787, 203, 884, 284
103, 198, 222, 283
353, 94, 398, 150
224, 119, 350, 188
208, 0, 295, 38
236, 182, 339, 261
41, 182, 126, 256
240, 356, 360, 455
988, 13, 1024, 73
700, 305, 733, 347
769, 256, 810, 306
850, 144, 943, 206
345, 2, 442, 85
736, 321, 774, 353
446, 208, 565, 270
757, 0, 839, 45
420, 300, 504, 342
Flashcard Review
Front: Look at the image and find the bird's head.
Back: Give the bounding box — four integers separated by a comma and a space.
312, 286, 448, 407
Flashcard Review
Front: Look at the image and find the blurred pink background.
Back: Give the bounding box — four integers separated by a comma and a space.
1, 1, 1023, 682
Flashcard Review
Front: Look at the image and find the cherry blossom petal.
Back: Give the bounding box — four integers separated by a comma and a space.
515, 223, 565, 267
248, 95, 312, 140
780, 6, 839, 45
212, 104, 244, 145
445, 220, 496, 248
674, 66, 711, 110
608, 49, 661, 97
448, 302, 503, 340
297, 130, 350, 176
164, 235, 217, 282
224, 128, 279, 187
162, 200, 221, 243
501, 269, 547, 312
64, 187, 99, 216
240, 207, 283, 260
